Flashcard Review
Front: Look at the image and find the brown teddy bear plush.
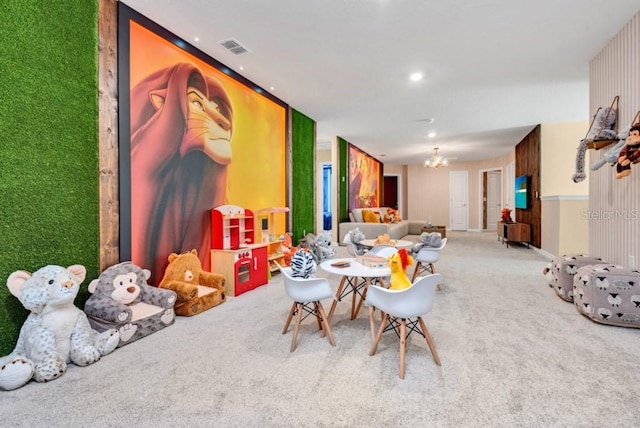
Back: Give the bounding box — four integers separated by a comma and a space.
158, 249, 226, 316
616, 124, 640, 179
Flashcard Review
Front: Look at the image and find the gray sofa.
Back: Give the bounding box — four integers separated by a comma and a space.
338, 207, 425, 242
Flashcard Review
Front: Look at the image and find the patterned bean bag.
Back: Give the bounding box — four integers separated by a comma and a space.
573, 264, 640, 328
550, 254, 606, 302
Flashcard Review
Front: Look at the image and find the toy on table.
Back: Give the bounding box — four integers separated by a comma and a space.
84, 262, 177, 348
388, 249, 414, 291
374, 233, 396, 247
0, 265, 119, 391
158, 249, 226, 316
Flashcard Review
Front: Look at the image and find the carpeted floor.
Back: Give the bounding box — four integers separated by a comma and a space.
2, 231, 640, 427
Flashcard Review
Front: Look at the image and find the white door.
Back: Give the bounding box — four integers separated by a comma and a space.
486, 171, 502, 231
450, 171, 468, 231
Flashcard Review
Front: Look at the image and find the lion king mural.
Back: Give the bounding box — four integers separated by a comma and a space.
129, 62, 234, 283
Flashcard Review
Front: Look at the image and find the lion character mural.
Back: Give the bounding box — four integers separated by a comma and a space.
129, 62, 234, 283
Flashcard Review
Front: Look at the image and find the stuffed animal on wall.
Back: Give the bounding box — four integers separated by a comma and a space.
587, 106, 618, 141
573, 104, 619, 183
158, 249, 226, 316
315, 231, 336, 260
388, 249, 414, 291
0, 265, 120, 391
346, 227, 367, 255
590, 127, 629, 171
84, 262, 177, 347
289, 249, 317, 279
616, 124, 640, 179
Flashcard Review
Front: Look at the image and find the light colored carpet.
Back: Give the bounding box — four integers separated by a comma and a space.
2, 231, 640, 427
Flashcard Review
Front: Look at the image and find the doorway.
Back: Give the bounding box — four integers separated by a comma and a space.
480, 169, 502, 231
383, 175, 398, 209
450, 171, 468, 231
322, 163, 332, 231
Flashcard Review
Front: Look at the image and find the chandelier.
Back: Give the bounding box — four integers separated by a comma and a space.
424, 147, 449, 168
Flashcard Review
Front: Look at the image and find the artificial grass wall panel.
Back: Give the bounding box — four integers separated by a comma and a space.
338, 137, 349, 222
291, 109, 316, 243
0, 0, 99, 355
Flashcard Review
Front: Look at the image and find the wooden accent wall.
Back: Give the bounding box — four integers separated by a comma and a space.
515, 125, 541, 248
98, 0, 119, 270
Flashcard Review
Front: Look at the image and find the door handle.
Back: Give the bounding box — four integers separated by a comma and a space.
254, 257, 257, 270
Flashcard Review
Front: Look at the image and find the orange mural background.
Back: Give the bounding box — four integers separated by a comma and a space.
129, 21, 287, 212
348, 145, 381, 210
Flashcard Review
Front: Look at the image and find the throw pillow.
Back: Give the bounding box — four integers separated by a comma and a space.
363, 209, 381, 223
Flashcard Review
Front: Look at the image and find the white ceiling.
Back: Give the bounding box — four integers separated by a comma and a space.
121, 0, 640, 165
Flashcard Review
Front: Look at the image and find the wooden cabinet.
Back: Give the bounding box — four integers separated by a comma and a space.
497, 222, 531, 248
210, 244, 268, 297
256, 207, 290, 272
211, 205, 254, 250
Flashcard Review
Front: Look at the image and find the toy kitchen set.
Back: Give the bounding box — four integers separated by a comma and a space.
210, 205, 286, 297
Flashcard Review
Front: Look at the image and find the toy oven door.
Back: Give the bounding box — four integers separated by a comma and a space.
234, 256, 252, 295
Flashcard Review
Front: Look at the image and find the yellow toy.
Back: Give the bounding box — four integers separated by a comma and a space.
388, 249, 414, 290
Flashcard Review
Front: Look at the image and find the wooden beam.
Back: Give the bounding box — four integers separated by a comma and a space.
98, 0, 119, 270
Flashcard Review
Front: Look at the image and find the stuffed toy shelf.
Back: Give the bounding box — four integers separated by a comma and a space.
587, 139, 617, 150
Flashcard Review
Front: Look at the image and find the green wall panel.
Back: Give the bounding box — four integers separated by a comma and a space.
290, 109, 316, 243
338, 137, 349, 222
0, 0, 99, 354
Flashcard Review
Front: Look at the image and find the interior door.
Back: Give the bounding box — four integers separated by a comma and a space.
383, 175, 398, 209
450, 171, 468, 231
486, 171, 502, 231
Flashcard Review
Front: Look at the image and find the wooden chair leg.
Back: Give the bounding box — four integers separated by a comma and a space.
290, 303, 303, 352
430, 263, 442, 291
353, 278, 369, 319
327, 276, 346, 322
418, 317, 441, 366
368, 305, 376, 344
317, 302, 336, 347
411, 261, 422, 283
314, 302, 323, 332
283, 302, 296, 334
399, 319, 407, 379
370, 313, 388, 356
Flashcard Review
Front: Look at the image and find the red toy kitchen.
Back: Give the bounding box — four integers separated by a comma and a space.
210, 205, 269, 297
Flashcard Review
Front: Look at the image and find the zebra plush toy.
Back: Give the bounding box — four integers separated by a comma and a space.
289, 249, 317, 279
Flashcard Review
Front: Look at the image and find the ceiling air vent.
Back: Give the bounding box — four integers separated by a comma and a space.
219, 38, 250, 55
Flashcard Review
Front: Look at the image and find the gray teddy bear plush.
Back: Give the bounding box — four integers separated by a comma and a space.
0, 265, 120, 391
411, 232, 443, 255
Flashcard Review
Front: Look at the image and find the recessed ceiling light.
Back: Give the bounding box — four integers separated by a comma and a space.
270, 86, 275, 91
239, 66, 244, 71
194, 37, 199, 42
428, 132, 437, 138
409, 72, 424, 82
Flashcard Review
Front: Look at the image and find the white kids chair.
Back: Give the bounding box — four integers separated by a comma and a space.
365, 273, 442, 379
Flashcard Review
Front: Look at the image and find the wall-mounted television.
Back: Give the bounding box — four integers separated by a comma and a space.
515, 175, 529, 209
